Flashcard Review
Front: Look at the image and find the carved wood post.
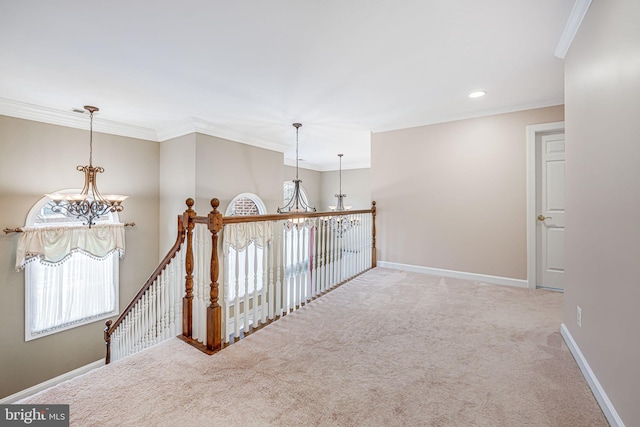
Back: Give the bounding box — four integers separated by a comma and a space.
104, 320, 112, 364
182, 198, 196, 338
207, 198, 223, 351
371, 201, 377, 268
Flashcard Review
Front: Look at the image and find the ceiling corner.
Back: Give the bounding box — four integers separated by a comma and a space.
554, 0, 593, 59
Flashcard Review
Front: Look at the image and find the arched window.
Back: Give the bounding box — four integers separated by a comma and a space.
224, 193, 267, 302
225, 193, 267, 217
21, 191, 122, 341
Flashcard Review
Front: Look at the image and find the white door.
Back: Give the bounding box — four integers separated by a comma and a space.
537, 133, 565, 289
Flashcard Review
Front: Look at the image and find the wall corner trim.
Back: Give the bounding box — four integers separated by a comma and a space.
0, 359, 105, 404
560, 323, 626, 427
554, 0, 593, 59
377, 261, 528, 289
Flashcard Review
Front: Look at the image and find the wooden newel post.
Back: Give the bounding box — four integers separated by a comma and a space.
104, 320, 112, 364
182, 198, 196, 338
371, 201, 377, 268
207, 198, 223, 351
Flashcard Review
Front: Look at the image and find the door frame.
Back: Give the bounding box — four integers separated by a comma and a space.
526, 121, 565, 290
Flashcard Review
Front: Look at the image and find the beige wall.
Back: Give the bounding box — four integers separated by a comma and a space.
563, 1, 640, 425
371, 106, 564, 279
320, 168, 372, 211
0, 116, 159, 399
159, 134, 196, 256
196, 134, 284, 214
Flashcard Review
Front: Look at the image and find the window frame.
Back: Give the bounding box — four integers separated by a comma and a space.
225, 192, 267, 216
23, 190, 121, 341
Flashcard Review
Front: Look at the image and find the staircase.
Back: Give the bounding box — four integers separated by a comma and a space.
104, 198, 377, 363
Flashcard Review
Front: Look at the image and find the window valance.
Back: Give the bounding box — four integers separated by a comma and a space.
223, 222, 272, 250
16, 223, 125, 270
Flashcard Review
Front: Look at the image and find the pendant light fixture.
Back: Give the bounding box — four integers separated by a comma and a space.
46, 106, 128, 227
278, 123, 316, 213
328, 153, 351, 211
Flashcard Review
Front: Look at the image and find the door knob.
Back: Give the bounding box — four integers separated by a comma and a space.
537, 215, 552, 221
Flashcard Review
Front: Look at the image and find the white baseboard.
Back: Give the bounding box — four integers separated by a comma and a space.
377, 261, 528, 289
0, 359, 105, 404
561, 323, 625, 427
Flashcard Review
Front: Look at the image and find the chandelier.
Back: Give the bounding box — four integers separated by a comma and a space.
328, 153, 351, 211
328, 154, 358, 237
46, 106, 128, 227
278, 123, 316, 213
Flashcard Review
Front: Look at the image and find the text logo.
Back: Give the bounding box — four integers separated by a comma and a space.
0, 405, 69, 426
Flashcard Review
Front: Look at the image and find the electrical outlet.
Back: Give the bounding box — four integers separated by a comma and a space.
577, 306, 582, 327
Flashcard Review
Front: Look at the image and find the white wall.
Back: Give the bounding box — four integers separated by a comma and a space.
563, 1, 640, 424
371, 106, 564, 280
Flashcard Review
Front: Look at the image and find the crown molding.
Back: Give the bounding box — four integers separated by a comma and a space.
0, 97, 292, 155
155, 117, 198, 141
0, 97, 367, 170
157, 117, 291, 153
555, 0, 593, 59
283, 158, 324, 172
284, 158, 371, 172
0, 97, 159, 141
190, 118, 291, 153
373, 99, 565, 134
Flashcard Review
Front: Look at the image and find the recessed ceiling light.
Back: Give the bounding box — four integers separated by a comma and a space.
469, 91, 487, 98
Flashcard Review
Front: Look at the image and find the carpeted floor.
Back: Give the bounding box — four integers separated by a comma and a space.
20, 268, 608, 426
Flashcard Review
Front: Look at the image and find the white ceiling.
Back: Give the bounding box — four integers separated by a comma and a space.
0, 0, 575, 171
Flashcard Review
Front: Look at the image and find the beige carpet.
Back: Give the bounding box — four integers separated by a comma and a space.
21, 268, 607, 426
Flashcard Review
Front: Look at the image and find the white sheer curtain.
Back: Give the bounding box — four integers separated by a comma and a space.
17, 220, 124, 340
26, 251, 118, 337
224, 222, 272, 301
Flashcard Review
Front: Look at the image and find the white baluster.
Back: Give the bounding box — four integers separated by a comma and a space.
159, 274, 165, 342
150, 282, 157, 346
223, 237, 231, 344
303, 222, 309, 304
261, 227, 269, 325
319, 220, 325, 293
293, 225, 298, 310
268, 222, 276, 320
310, 220, 317, 299
168, 254, 176, 337
243, 238, 250, 333
276, 224, 283, 317
252, 222, 259, 328
234, 231, 241, 341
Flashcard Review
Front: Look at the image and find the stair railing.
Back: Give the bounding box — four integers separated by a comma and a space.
105, 198, 376, 362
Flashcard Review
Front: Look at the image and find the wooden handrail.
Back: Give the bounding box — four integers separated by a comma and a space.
104, 213, 186, 363
222, 208, 372, 225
